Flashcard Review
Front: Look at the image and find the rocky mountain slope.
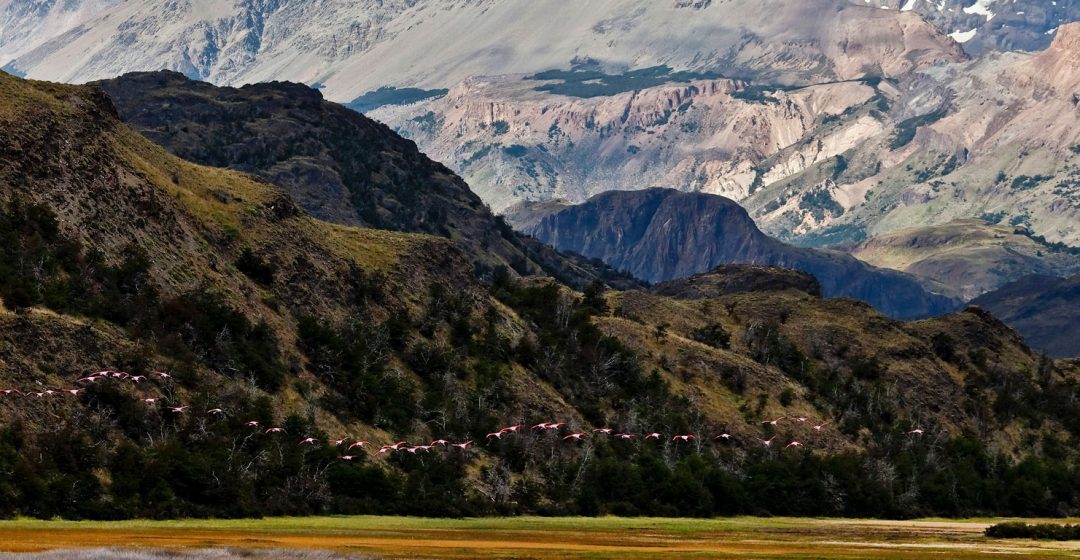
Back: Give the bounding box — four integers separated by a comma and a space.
3, 72, 1080, 519
878, 0, 1080, 54
4, 0, 1079, 248
91, 70, 631, 290
971, 274, 1080, 358
0, 0, 116, 68
392, 23, 1080, 248
506, 188, 961, 319
846, 219, 1080, 300
5, 0, 964, 101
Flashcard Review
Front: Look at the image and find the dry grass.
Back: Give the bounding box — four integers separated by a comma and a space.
0, 549, 371, 560
0, 516, 1078, 559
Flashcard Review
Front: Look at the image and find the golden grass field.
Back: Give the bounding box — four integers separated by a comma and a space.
1, 516, 1080, 559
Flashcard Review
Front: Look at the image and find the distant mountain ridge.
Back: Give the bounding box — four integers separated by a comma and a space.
506, 188, 961, 319
845, 219, 1080, 301
971, 274, 1080, 358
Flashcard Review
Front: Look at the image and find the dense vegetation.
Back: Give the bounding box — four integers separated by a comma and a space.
986, 522, 1080, 540
346, 86, 449, 113
528, 65, 723, 98
4, 203, 1080, 520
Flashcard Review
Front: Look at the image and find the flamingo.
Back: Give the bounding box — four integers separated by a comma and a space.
77, 376, 99, 383
111, 372, 130, 380
793, 417, 808, 423
643, 433, 662, 440
333, 437, 349, 446
760, 436, 777, 447
714, 433, 732, 440
169, 406, 189, 413
43, 390, 57, 397
141, 398, 159, 404
813, 421, 829, 431
544, 422, 565, 431
785, 440, 804, 449
672, 434, 696, 442
207, 408, 225, 415
129, 375, 147, 383
29, 392, 46, 398
153, 371, 172, 380
347, 441, 369, 450
486, 431, 504, 440
339, 455, 357, 461
563, 432, 586, 441
1, 389, 21, 396
531, 422, 551, 430
593, 428, 613, 434
762, 416, 785, 426
430, 439, 450, 446
265, 427, 286, 434
299, 437, 318, 446
614, 433, 636, 440
451, 441, 473, 450
908, 428, 925, 436
376, 446, 395, 455
64, 388, 83, 396
245, 420, 261, 428
499, 424, 523, 434
388, 441, 407, 450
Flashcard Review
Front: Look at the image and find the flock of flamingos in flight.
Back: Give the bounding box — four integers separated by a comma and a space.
0, 369, 929, 459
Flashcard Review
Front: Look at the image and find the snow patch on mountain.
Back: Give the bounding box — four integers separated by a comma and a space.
950, 28, 979, 42
962, 0, 996, 20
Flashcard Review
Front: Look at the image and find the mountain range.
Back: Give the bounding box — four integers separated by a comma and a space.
2, 70, 1080, 519
2, 0, 1079, 250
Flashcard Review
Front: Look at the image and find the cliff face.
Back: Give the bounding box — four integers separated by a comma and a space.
508, 188, 961, 319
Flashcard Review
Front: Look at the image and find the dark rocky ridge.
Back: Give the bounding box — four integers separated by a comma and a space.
94, 71, 638, 290
507, 188, 961, 319
971, 274, 1080, 358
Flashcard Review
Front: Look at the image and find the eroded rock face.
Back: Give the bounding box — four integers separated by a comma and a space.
381, 77, 880, 212
7, 0, 962, 100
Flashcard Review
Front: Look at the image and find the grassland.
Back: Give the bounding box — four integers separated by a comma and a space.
1, 516, 1079, 559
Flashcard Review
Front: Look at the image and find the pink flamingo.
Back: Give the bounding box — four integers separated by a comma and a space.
451, 441, 473, 450
760, 436, 777, 447
347, 441, 369, 450
563, 432, 586, 441
813, 421, 829, 431
643, 432, 662, 440
762, 416, 785, 426
785, 441, 803, 449
672, 434, 696, 442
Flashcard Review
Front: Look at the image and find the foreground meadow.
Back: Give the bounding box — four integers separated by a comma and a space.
0, 516, 1079, 559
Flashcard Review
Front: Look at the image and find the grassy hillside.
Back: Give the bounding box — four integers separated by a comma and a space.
1, 73, 1080, 520
94, 71, 636, 291
847, 219, 1080, 301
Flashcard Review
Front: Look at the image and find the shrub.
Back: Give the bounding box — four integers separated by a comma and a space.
986, 522, 1080, 540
